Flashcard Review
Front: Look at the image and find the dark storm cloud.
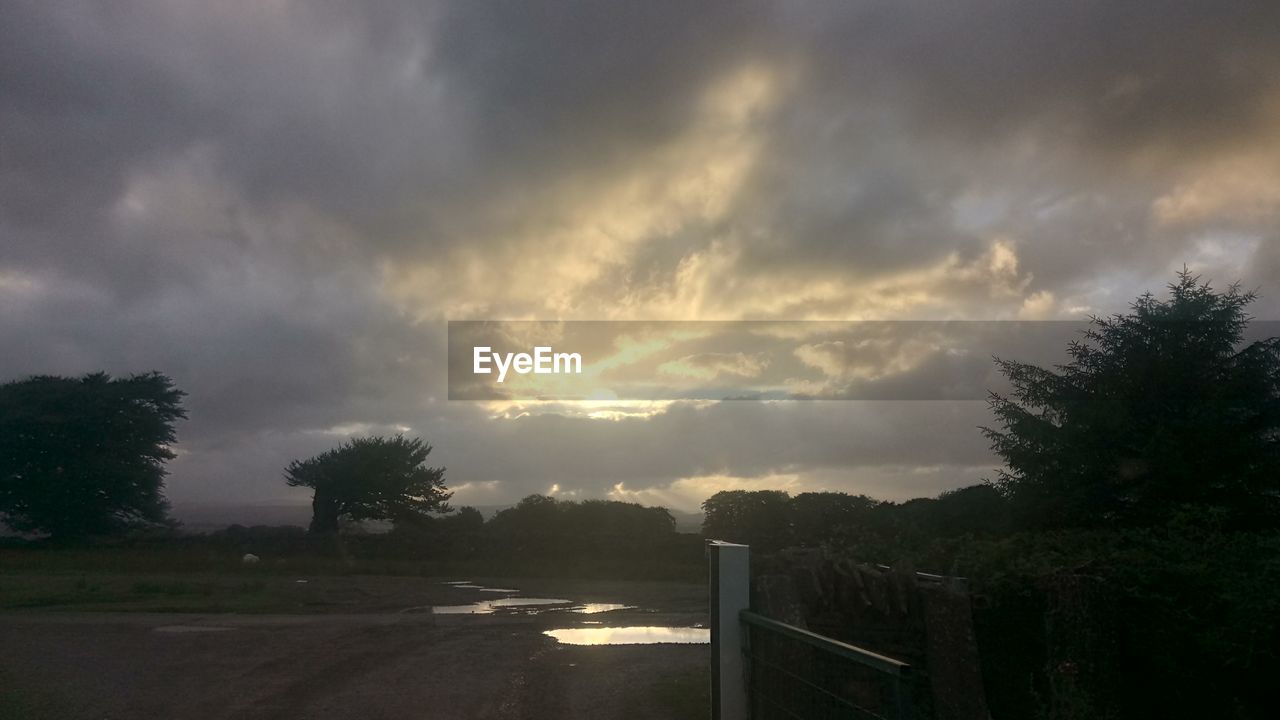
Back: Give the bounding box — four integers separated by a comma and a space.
3, 1, 1278, 510
8, 1, 1277, 288
706, 0, 1280, 296
432, 0, 771, 158
794, 0, 1280, 154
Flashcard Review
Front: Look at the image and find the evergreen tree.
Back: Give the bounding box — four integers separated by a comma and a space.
0, 372, 185, 539
984, 271, 1280, 529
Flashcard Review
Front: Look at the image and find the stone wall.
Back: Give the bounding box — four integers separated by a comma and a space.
753, 548, 990, 720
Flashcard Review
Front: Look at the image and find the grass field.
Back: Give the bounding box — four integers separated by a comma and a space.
1, 545, 406, 612
0, 571, 330, 613
0, 545, 709, 614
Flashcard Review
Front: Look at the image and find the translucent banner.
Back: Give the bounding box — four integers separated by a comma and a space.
446, 320, 1279, 401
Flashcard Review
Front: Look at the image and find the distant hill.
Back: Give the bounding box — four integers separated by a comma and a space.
170, 503, 311, 533
670, 509, 705, 533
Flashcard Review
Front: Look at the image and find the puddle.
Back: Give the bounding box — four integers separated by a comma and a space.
432, 599, 640, 616
544, 626, 710, 645
491, 597, 572, 608
433, 581, 639, 616
573, 603, 635, 614
442, 581, 520, 593
433, 597, 573, 615
154, 625, 235, 633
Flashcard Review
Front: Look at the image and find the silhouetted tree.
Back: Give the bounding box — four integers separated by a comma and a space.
701, 490, 793, 550
485, 494, 560, 550
790, 491, 879, 546
443, 505, 485, 532
0, 372, 186, 539
563, 498, 676, 540
480, 495, 680, 573
284, 435, 449, 535
927, 484, 1011, 536
487, 495, 674, 545
984, 271, 1280, 529
385, 504, 485, 558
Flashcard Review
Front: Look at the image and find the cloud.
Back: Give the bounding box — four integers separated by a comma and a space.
658, 352, 770, 381
3, 1, 1279, 514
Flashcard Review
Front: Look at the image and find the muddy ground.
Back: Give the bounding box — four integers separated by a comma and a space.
0, 577, 710, 720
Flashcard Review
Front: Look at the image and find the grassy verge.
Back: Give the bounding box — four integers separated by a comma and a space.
0, 572, 332, 613
0, 545, 440, 577
0, 545, 448, 612
0, 543, 707, 582
0, 546, 708, 613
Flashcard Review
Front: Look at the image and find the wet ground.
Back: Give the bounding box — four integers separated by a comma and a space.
0, 577, 710, 720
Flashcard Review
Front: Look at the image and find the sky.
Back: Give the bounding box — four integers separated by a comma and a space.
3, 1, 1279, 515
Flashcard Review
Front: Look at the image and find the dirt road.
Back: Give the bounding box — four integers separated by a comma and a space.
0, 578, 710, 720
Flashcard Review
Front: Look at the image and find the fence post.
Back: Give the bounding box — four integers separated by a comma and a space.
709, 540, 750, 720
891, 672, 915, 720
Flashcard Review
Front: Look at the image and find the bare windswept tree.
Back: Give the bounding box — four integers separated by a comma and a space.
285, 435, 449, 535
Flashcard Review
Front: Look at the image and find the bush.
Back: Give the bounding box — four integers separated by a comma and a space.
943, 527, 1280, 719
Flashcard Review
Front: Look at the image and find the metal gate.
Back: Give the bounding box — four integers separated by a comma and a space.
710, 541, 915, 720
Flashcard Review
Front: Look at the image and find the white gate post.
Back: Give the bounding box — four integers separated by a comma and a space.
709, 540, 750, 720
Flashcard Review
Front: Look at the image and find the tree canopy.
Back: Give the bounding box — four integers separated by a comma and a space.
486, 495, 675, 546
699, 487, 1007, 552
984, 270, 1280, 529
0, 372, 186, 539
284, 435, 450, 534
480, 494, 680, 574
701, 489, 794, 550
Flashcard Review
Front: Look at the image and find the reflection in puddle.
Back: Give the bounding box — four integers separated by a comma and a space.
544, 626, 710, 645
433, 599, 639, 616
573, 603, 635, 614
434, 581, 641, 616
491, 597, 571, 608
432, 605, 496, 615
433, 597, 573, 614
442, 581, 521, 594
